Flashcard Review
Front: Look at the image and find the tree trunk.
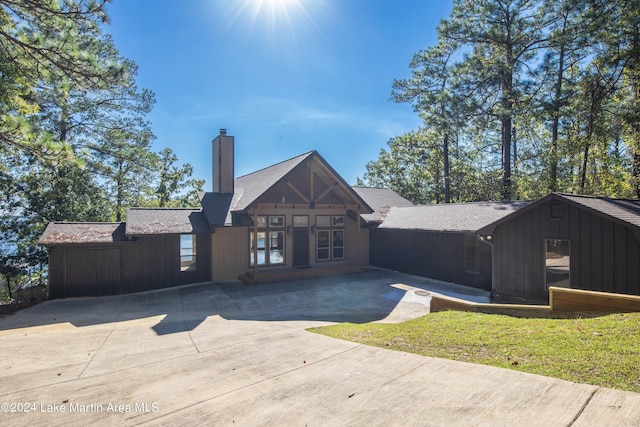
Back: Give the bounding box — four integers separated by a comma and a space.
443, 132, 451, 203
501, 49, 514, 201
550, 42, 566, 193
579, 77, 605, 193
579, 138, 590, 193
634, 150, 640, 199
502, 117, 513, 201
116, 161, 124, 222
5, 277, 12, 300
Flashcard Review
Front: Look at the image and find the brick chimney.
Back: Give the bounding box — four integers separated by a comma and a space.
212, 128, 234, 193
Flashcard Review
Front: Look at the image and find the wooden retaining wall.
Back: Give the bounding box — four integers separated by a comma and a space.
430, 286, 640, 317
549, 286, 640, 313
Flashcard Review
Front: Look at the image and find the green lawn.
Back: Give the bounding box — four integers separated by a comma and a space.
309, 311, 640, 393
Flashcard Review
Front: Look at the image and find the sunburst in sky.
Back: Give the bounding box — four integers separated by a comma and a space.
222, 0, 324, 46
105, 0, 450, 185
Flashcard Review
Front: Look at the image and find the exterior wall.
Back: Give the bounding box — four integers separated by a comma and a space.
211, 226, 248, 281
47, 232, 211, 298
492, 199, 640, 302
369, 229, 492, 290
359, 228, 370, 266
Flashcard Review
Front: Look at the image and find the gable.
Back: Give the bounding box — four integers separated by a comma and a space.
478, 193, 640, 237
233, 152, 311, 211
233, 151, 372, 213
352, 187, 413, 224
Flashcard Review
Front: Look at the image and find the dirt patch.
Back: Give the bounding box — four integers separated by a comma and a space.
0, 300, 41, 316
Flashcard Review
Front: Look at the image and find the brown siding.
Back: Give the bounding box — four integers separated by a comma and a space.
47, 232, 211, 298
359, 228, 370, 266
370, 229, 492, 290
211, 227, 248, 281
492, 200, 640, 302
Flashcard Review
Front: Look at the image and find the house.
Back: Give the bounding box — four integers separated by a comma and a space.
39, 210, 212, 298
40, 130, 378, 297
477, 193, 640, 302
369, 202, 529, 291
39, 130, 640, 303
368, 192, 640, 303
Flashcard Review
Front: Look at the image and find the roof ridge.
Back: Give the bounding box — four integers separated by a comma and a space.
235, 151, 314, 180
50, 221, 123, 224
127, 207, 201, 211
393, 200, 530, 208
557, 192, 640, 203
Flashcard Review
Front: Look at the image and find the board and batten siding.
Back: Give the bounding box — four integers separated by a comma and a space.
47, 232, 211, 298
492, 200, 640, 302
369, 229, 492, 290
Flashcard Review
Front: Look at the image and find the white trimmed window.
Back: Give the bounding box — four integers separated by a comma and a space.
250, 215, 285, 266
316, 215, 345, 261
180, 234, 197, 271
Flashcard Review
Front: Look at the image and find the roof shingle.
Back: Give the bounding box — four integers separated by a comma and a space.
352, 187, 413, 223
379, 201, 530, 232
233, 152, 313, 211
557, 193, 640, 229
39, 222, 126, 245
125, 208, 210, 235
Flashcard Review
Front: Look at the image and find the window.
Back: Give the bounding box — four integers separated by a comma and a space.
317, 230, 330, 261
332, 230, 344, 259
316, 215, 330, 227
545, 239, 570, 288
464, 235, 480, 274
250, 216, 285, 266
316, 215, 345, 261
180, 234, 197, 271
269, 216, 285, 227
293, 215, 308, 227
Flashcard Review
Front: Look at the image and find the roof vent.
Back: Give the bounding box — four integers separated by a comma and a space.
220, 128, 227, 135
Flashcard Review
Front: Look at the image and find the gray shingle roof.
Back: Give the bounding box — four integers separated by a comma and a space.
558, 193, 640, 229
379, 201, 531, 232
233, 152, 313, 211
39, 222, 126, 245
198, 192, 235, 226
201, 151, 373, 222
352, 187, 413, 223
125, 208, 210, 235
478, 193, 640, 234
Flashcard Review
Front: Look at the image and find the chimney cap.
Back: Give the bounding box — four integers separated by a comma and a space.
220, 128, 227, 135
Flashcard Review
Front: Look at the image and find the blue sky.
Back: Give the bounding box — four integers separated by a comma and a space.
104, 0, 453, 187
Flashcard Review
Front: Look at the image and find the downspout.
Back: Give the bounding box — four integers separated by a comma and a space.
253, 208, 258, 280
478, 235, 495, 301
356, 205, 361, 269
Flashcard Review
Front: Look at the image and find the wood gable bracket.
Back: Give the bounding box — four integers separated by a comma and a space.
284, 179, 310, 204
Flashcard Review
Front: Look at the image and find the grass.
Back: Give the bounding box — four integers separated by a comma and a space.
309, 310, 640, 393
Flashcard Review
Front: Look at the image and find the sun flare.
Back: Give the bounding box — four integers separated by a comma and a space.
223, 0, 322, 45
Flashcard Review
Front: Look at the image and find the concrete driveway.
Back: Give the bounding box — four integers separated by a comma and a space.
0, 269, 638, 426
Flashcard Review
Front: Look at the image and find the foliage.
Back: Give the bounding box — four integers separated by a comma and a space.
310, 311, 640, 393
362, 0, 640, 203
360, 128, 502, 203
0, 1, 204, 293
0, 0, 115, 159
155, 147, 204, 208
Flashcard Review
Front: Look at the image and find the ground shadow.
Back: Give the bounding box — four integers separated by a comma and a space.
0, 270, 490, 335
